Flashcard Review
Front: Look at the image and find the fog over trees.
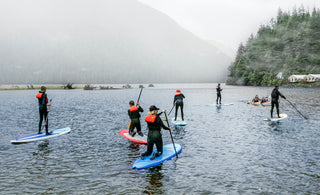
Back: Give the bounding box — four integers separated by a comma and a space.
0, 0, 231, 84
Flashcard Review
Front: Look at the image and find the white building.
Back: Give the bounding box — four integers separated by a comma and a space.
288, 75, 307, 82
306, 74, 320, 82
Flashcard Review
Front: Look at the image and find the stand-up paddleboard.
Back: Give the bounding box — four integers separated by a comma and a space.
11, 127, 71, 144
119, 129, 147, 144
247, 101, 261, 105
131, 143, 182, 169
171, 118, 187, 126
264, 113, 288, 122
207, 103, 234, 106
261, 101, 271, 106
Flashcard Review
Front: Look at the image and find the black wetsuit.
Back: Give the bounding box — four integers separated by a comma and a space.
37, 91, 48, 134
174, 93, 185, 121
128, 106, 143, 135
142, 113, 170, 158
216, 86, 222, 104
271, 88, 286, 118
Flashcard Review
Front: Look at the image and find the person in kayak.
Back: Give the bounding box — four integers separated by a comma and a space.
174, 89, 185, 121
36, 86, 51, 135
271, 85, 286, 118
216, 83, 222, 104
128, 100, 144, 137
141, 105, 171, 160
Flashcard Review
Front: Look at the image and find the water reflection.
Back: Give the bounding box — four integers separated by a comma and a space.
144, 166, 164, 194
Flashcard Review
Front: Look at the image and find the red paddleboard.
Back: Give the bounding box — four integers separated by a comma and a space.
119, 129, 147, 144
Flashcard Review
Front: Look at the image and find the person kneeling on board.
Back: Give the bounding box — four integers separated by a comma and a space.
36, 86, 51, 135
141, 105, 171, 160
271, 85, 286, 118
128, 100, 144, 137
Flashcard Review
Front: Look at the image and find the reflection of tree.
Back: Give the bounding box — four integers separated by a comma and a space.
144, 166, 164, 194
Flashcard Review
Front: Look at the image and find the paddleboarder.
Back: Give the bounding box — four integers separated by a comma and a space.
174, 89, 185, 121
271, 85, 286, 118
141, 105, 171, 160
36, 86, 51, 135
128, 100, 144, 137
216, 83, 222, 104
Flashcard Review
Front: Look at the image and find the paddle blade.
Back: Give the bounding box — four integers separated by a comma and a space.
128, 121, 131, 128
163, 116, 168, 121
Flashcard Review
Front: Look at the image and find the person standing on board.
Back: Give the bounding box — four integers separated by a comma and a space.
128, 100, 144, 137
36, 86, 51, 135
141, 105, 171, 160
174, 89, 185, 121
216, 83, 222, 104
270, 85, 286, 118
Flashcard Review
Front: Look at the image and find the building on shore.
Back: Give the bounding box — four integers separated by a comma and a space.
306, 74, 320, 82
288, 75, 307, 82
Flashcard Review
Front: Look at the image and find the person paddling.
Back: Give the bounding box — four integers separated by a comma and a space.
174, 89, 185, 121
36, 86, 51, 135
128, 100, 144, 137
271, 85, 286, 118
141, 105, 171, 160
216, 83, 222, 104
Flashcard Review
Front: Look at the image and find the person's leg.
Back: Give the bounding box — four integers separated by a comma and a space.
137, 121, 143, 136
275, 101, 280, 117
271, 102, 275, 118
44, 111, 49, 134
151, 137, 163, 160
180, 103, 184, 121
175, 104, 179, 120
38, 110, 44, 134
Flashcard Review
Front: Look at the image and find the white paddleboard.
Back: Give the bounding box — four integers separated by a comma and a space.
11, 127, 71, 144
264, 113, 288, 122
171, 118, 187, 126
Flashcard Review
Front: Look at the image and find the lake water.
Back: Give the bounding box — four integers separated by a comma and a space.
0, 83, 319, 194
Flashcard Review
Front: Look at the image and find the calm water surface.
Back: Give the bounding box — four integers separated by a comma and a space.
0, 83, 319, 194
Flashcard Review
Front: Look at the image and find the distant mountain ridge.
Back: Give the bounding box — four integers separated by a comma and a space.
0, 0, 231, 84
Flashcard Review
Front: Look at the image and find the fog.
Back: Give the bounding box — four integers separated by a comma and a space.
0, 0, 231, 84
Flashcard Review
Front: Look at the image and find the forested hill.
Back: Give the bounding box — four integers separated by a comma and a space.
226, 7, 320, 86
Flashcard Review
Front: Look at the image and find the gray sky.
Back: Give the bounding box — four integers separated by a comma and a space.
138, 0, 320, 56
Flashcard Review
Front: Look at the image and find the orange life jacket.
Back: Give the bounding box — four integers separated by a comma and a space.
175, 92, 181, 96
36, 92, 48, 103
145, 114, 156, 123
129, 106, 139, 112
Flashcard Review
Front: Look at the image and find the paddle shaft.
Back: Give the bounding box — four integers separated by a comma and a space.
164, 111, 178, 158
136, 87, 143, 105
285, 99, 308, 120
164, 104, 175, 120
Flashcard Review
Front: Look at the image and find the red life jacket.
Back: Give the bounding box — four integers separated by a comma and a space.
129, 106, 139, 112
175, 92, 181, 96
36, 92, 48, 103
145, 115, 156, 123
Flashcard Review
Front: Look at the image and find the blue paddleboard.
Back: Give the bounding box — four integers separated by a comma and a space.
171, 118, 188, 126
11, 127, 71, 144
131, 143, 182, 169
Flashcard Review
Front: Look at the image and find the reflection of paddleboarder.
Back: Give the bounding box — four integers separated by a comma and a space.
216, 83, 222, 104
36, 86, 51, 135
270, 85, 286, 118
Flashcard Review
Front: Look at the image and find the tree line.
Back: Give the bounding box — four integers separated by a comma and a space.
226, 6, 320, 86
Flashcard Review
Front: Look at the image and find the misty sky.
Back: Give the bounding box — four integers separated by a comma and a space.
138, 0, 320, 57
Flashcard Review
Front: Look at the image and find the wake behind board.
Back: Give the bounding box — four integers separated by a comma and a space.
119, 129, 147, 144
264, 113, 288, 122
131, 143, 182, 169
11, 127, 71, 144
171, 118, 188, 126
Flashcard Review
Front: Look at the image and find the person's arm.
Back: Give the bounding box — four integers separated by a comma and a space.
279, 91, 286, 99
159, 117, 170, 130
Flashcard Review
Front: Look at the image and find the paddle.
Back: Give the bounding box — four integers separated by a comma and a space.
128, 87, 144, 128
164, 111, 178, 158
163, 104, 175, 121
285, 99, 308, 120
